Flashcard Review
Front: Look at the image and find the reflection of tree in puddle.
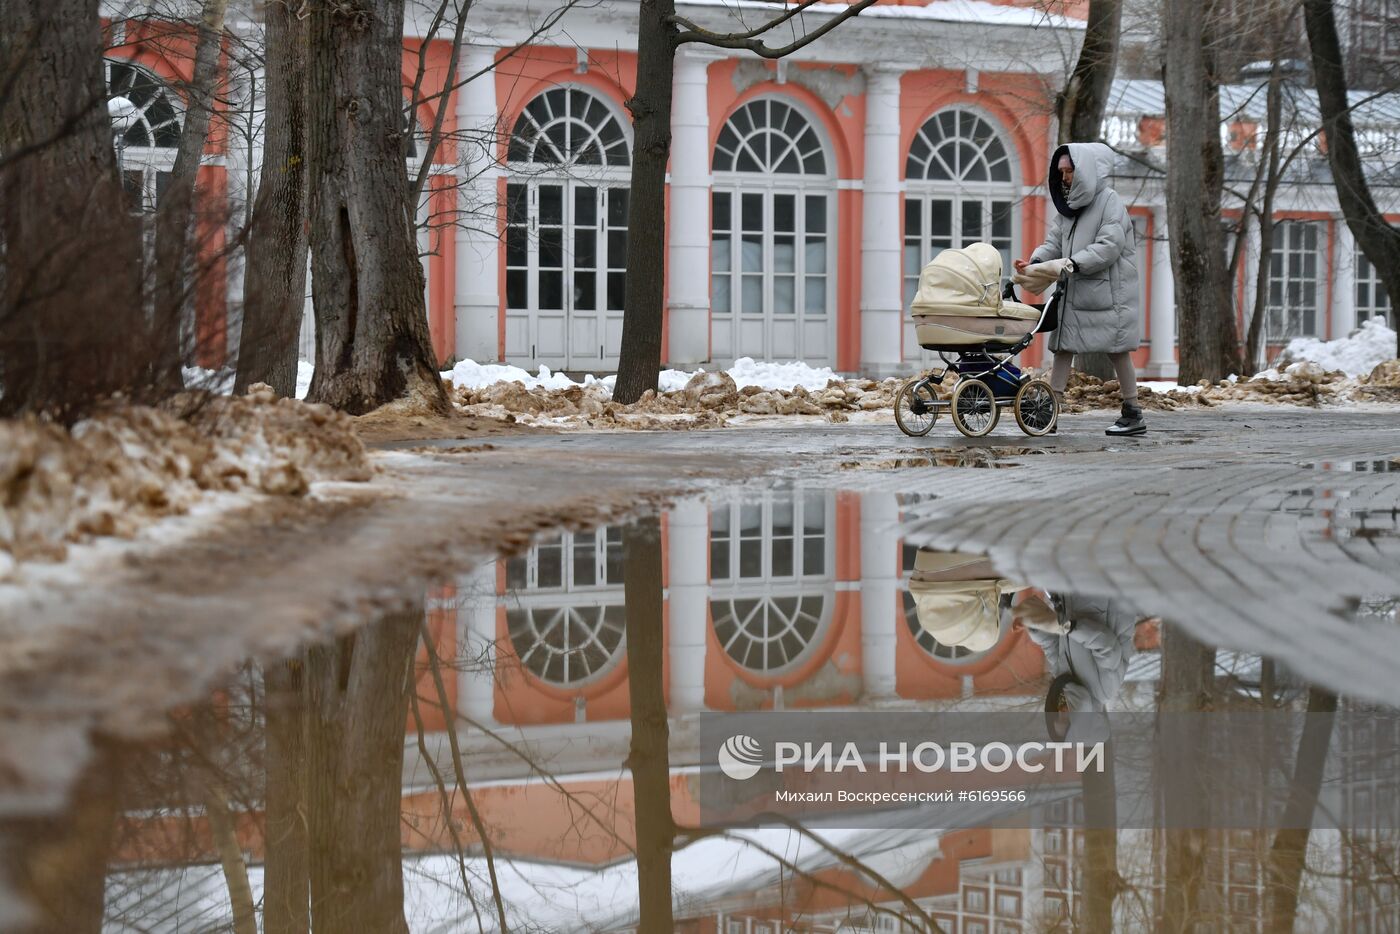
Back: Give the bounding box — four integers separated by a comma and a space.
10, 495, 1400, 932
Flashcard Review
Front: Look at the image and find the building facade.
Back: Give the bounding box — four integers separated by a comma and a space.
102, 0, 1400, 382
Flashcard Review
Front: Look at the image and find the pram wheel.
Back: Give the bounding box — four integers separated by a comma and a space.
894, 377, 940, 437
1014, 378, 1058, 436
950, 378, 999, 438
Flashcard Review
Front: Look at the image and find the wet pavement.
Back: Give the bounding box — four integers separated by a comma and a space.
3, 406, 1400, 932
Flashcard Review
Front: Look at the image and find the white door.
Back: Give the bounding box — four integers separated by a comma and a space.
505, 180, 628, 370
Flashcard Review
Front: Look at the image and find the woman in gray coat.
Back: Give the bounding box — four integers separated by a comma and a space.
1015, 142, 1144, 436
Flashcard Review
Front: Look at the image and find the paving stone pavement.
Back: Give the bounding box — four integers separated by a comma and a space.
469, 405, 1400, 705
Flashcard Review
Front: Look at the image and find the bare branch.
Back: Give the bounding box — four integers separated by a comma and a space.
674, 0, 881, 57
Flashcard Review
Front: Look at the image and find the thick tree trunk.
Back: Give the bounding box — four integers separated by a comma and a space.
1156, 624, 1215, 934
304, 0, 449, 415
622, 516, 675, 931
152, 0, 229, 393
304, 612, 420, 934
2, 746, 122, 934
235, 0, 309, 398
0, 0, 145, 421
1303, 0, 1400, 359
263, 658, 310, 934
1163, 0, 1241, 384
1265, 686, 1338, 934
613, 0, 676, 405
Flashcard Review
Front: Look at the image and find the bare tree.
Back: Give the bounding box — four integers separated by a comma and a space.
612, 0, 880, 404
303, 610, 422, 934
1055, 0, 1124, 383
235, 0, 310, 398
151, 0, 231, 392
1163, 0, 1242, 384
622, 514, 673, 931
1303, 0, 1400, 359
0, 0, 145, 421
303, 0, 449, 415
1265, 685, 1337, 933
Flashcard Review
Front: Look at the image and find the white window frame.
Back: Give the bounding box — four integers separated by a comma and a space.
503, 84, 633, 369
709, 491, 835, 674
1356, 249, 1393, 327
1266, 220, 1322, 339
902, 108, 1020, 363
710, 96, 837, 367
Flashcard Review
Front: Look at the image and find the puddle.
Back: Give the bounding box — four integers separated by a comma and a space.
7, 490, 1400, 933
1304, 458, 1400, 472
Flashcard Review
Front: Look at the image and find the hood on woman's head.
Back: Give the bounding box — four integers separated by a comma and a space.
1048, 141, 1115, 218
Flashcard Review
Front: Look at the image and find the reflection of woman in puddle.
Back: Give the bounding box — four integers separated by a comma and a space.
1014, 591, 1138, 740
907, 549, 1025, 654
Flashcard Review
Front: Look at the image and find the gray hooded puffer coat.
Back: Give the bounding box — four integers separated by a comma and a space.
1027, 593, 1137, 711
1029, 142, 1141, 355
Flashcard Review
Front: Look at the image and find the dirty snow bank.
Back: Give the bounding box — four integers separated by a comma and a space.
448, 366, 904, 429
182, 361, 316, 400
1275, 318, 1397, 377
0, 387, 371, 574
443, 356, 840, 396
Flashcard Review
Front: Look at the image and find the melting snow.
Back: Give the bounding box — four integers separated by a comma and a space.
1276, 318, 1397, 377
442, 357, 841, 397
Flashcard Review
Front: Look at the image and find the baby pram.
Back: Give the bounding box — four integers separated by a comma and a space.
895, 243, 1061, 438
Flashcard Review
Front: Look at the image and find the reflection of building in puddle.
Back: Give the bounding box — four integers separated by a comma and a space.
102, 491, 1400, 933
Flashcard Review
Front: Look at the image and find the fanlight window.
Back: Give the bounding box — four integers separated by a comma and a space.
906, 110, 1012, 183
507, 87, 630, 168
712, 595, 825, 672
504, 527, 626, 686
506, 604, 625, 686
713, 99, 827, 175
107, 60, 181, 148
709, 493, 832, 673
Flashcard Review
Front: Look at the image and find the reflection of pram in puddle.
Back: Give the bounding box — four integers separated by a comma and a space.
909, 545, 1138, 742
895, 243, 1061, 439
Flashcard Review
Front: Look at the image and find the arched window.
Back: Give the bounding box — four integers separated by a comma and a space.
107, 59, 181, 149
106, 60, 181, 214
711, 98, 835, 366
713, 99, 826, 175
503, 86, 631, 371
504, 526, 627, 686
709, 492, 834, 674
906, 110, 1012, 184
903, 109, 1018, 363
507, 87, 630, 168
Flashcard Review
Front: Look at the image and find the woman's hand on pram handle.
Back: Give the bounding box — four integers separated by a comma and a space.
1013, 258, 1030, 273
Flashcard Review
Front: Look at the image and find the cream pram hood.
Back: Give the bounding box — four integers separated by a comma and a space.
909, 243, 1039, 321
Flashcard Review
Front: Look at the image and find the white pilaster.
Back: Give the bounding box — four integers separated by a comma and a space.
667, 499, 710, 713
1332, 218, 1357, 338
860, 66, 905, 375
859, 494, 900, 701
666, 50, 715, 366
1146, 208, 1178, 379
454, 43, 502, 363
457, 561, 499, 728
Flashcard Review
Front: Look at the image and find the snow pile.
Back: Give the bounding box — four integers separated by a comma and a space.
448, 366, 905, 429
443, 356, 841, 396
183, 361, 317, 400
1275, 318, 1398, 377
0, 387, 370, 573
